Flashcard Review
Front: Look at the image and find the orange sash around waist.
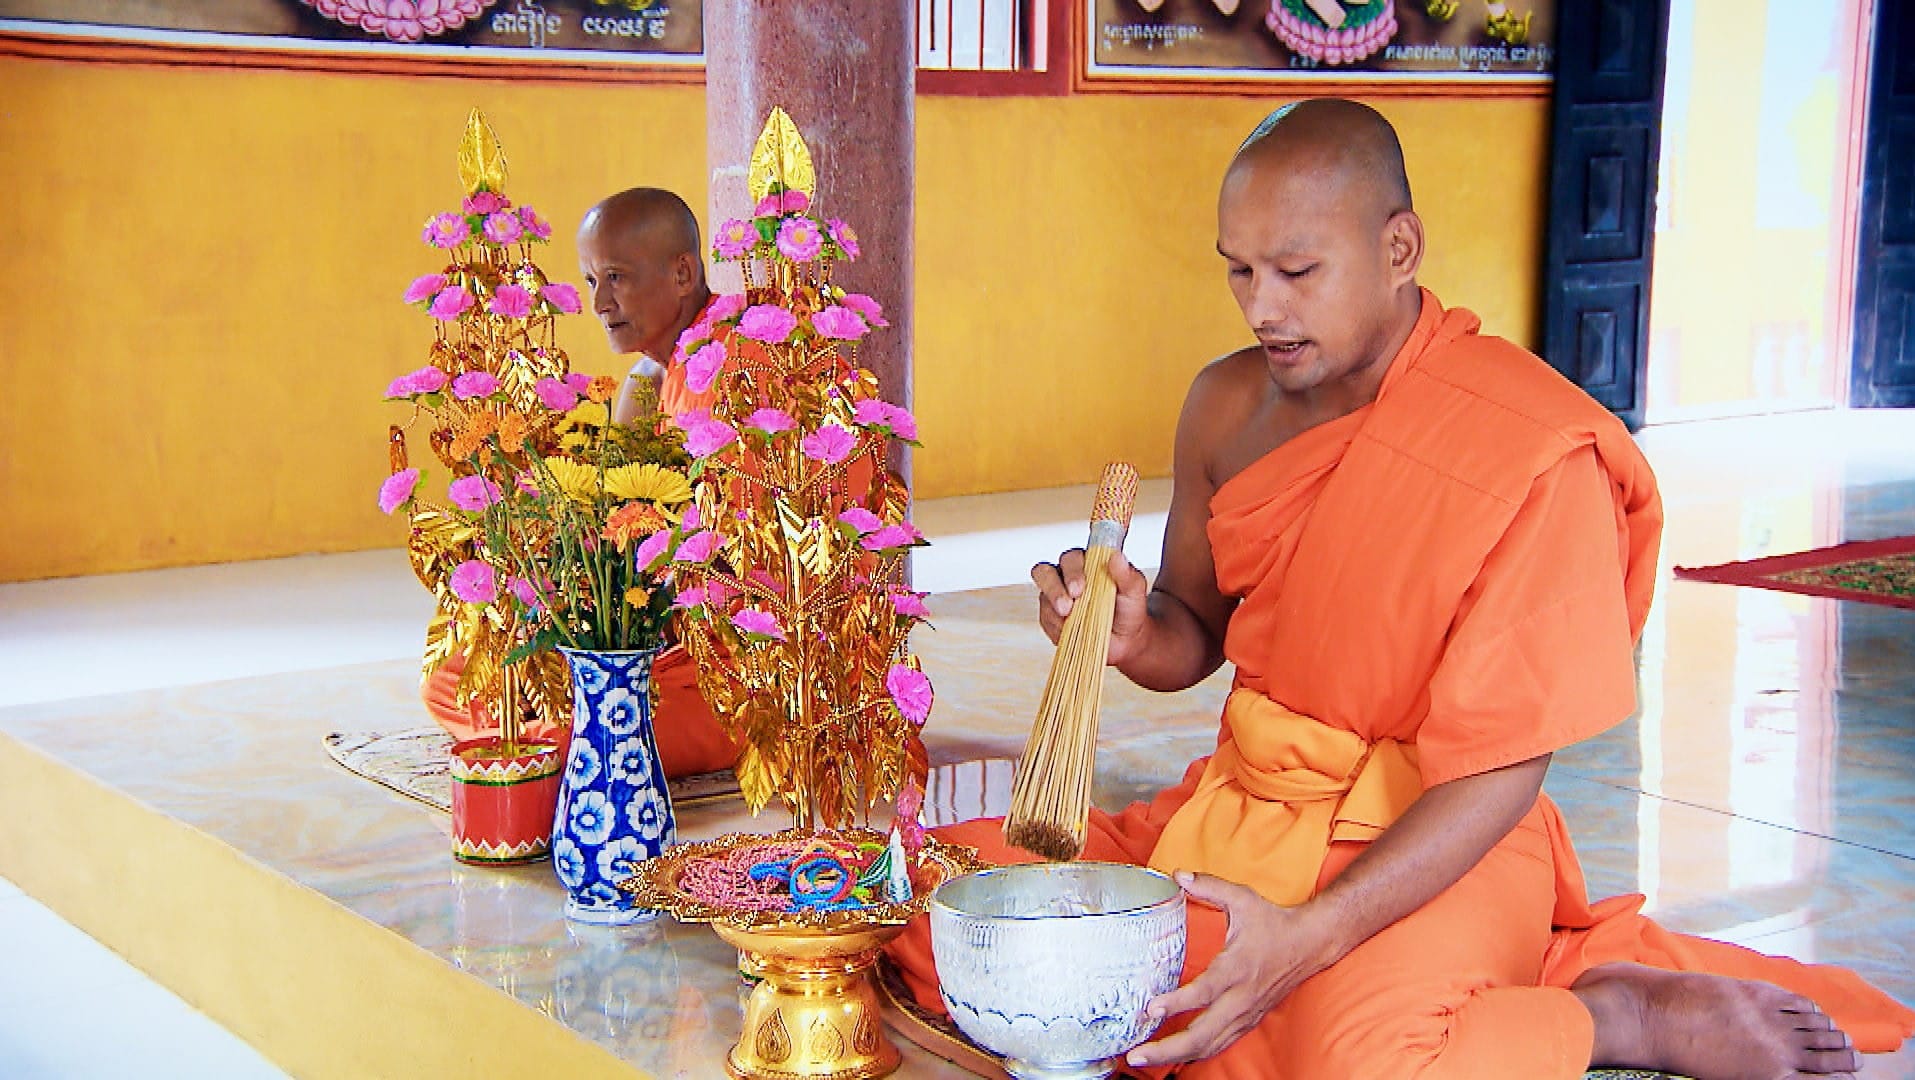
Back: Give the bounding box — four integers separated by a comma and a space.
1147, 689, 1423, 906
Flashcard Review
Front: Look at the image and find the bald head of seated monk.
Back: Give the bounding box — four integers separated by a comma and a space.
577, 187, 716, 426
983, 98, 1906, 1079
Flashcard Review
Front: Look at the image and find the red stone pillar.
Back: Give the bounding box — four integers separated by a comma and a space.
705, 0, 915, 487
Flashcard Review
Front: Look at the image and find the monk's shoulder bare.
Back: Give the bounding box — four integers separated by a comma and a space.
1183, 347, 1267, 428
1179, 347, 1272, 487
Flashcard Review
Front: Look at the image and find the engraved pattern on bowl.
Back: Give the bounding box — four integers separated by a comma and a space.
929, 862, 1186, 1076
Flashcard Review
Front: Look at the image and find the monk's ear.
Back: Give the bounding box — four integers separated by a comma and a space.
672, 251, 698, 295
1383, 210, 1424, 286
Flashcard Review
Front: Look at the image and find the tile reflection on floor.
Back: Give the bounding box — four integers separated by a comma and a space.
2, 408, 1914, 1076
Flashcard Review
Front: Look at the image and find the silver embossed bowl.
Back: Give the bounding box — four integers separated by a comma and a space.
929, 862, 1187, 1080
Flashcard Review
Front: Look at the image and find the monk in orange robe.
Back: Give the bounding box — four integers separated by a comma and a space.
576, 187, 726, 426
889, 99, 1913, 1079
421, 188, 739, 779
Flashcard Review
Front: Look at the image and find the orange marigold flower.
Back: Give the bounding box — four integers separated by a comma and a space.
624, 586, 651, 609
448, 411, 498, 460
602, 502, 667, 549
586, 375, 617, 404
497, 411, 527, 454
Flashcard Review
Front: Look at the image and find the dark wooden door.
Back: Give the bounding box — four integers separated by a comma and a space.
1539, 0, 1672, 430
1851, 0, 1915, 407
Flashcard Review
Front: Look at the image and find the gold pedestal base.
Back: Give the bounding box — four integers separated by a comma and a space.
717, 922, 904, 1080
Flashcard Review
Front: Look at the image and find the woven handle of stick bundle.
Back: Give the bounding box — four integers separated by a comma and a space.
1087, 463, 1140, 552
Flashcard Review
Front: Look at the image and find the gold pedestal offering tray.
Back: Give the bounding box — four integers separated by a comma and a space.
621, 828, 985, 1080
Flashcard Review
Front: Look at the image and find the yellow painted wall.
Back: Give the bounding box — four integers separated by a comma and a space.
0, 55, 1547, 581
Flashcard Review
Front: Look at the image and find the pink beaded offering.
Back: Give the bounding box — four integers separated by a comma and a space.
677, 834, 911, 915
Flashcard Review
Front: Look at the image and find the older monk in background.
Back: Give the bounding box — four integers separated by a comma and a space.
576, 187, 721, 425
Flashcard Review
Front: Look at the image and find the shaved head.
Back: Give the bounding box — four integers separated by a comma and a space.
580, 187, 703, 265
1215, 98, 1424, 409
1229, 98, 1412, 227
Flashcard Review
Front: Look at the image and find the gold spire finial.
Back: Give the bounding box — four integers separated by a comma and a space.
457, 108, 509, 196
747, 107, 816, 203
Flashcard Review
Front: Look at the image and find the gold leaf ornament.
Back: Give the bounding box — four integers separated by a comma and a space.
747, 107, 816, 203
457, 108, 509, 196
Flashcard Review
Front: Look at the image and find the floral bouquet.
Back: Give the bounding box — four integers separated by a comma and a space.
379, 110, 693, 746
634, 109, 933, 835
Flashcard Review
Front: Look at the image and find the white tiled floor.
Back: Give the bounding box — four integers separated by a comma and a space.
3, 408, 1913, 1077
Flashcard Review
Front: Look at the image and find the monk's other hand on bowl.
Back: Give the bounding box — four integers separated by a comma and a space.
1126, 871, 1343, 1069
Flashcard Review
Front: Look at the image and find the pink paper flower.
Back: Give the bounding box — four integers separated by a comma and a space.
517, 205, 552, 240
744, 407, 796, 435
672, 585, 707, 610
448, 475, 504, 511
429, 285, 475, 321
753, 194, 783, 218
423, 212, 469, 249
684, 340, 727, 395
489, 284, 534, 318
731, 608, 786, 641
837, 507, 884, 534
782, 190, 811, 214
713, 218, 756, 259
673, 530, 719, 563
839, 293, 888, 327
403, 273, 448, 305
677, 414, 738, 459
738, 305, 798, 343
681, 503, 701, 530
810, 305, 868, 341
377, 468, 420, 514
463, 191, 509, 215
860, 524, 922, 552
708, 293, 748, 322
563, 372, 593, 394
541, 282, 582, 314
450, 560, 497, 605
384, 365, 449, 398
482, 210, 524, 245
887, 665, 934, 726
633, 529, 672, 572
704, 580, 738, 607
852, 398, 919, 441
827, 219, 861, 260
776, 218, 823, 261
508, 575, 547, 614
451, 371, 501, 399
675, 319, 714, 356
800, 424, 858, 465
534, 376, 581, 412
889, 588, 932, 619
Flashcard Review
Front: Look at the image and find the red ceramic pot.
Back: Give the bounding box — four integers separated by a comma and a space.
450, 737, 562, 865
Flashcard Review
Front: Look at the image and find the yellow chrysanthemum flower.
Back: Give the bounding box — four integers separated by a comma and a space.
540, 457, 601, 503
604, 463, 693, 506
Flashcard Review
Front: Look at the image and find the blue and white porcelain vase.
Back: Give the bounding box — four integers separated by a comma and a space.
552, 647, 677, 925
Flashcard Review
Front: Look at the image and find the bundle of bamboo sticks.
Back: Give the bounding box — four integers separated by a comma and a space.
1003, 462, 1139, 862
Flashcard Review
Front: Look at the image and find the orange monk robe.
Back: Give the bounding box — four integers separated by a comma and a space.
423, 644, 740, 778
888, 290, 1915, 1079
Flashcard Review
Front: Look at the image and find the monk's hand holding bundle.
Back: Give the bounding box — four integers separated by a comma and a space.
1031, 546, 1152, 667
1125, 871, 1345, 1068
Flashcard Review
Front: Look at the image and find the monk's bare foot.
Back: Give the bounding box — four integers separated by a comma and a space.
1572, 962, 1859, 1079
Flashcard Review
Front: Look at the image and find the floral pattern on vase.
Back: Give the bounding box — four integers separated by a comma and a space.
554, 647, 676, 924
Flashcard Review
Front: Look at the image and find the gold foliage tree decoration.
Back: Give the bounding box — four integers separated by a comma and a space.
379, 109, 584, 741
652, 109, 933, 831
